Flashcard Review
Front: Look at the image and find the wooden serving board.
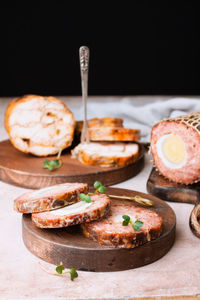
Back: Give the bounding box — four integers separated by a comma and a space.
22, 187, 176, 272
147, 168, 200, 239
147, 168, 200, 204
0, 140, 145, 189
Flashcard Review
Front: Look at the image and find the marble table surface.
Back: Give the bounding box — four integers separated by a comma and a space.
0, 96, 200, 300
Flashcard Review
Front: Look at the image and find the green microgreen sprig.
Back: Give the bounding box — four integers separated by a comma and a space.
80, 193, 92, 203
38, 262, 78, 282
94, 181, 106, 194
56, 264, 78, 281
122, 215, 143, 232
43, 149, 62, 171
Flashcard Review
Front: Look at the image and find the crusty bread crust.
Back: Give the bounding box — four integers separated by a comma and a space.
5, 95, 75, 156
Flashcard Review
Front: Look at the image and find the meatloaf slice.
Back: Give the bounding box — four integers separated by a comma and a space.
88, 127, 140, 142
32, 194, 111, 228
75, 117, 124, 135
14, 182, 88, 213
82, 203, 162, 248
71, 142, 139, 167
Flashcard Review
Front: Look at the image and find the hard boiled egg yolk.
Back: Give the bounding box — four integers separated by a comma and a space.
162, 134, 186, 165
156, 133, 186, 169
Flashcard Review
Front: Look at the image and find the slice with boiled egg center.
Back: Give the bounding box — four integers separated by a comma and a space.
156, 134, 186, 169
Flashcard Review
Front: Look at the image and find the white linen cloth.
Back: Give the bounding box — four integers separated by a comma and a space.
80, 97, 200, 142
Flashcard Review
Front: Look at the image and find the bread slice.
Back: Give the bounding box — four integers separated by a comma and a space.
82, 203, 162, 248
32, 193, 111, 228
71, 142, 139, 167
14, 182, 88, 213
88, 127, 140, 142
5, 95, 75, 156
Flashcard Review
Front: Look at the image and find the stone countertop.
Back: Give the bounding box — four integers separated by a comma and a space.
0, 96, 200, 300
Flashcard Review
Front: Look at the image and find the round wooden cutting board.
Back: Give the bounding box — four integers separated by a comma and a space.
0, 140, 145, 189
22, 187, 176, 272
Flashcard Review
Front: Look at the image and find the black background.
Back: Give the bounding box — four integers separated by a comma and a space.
1, 2, 200, 96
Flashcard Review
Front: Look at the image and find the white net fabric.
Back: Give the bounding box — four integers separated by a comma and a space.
164, 111, 200, 135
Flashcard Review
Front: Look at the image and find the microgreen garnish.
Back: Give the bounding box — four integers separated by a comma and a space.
132, 220, 144, 232
69, 268, 78, 281
122, 215, 143, 232
38, 262, 78, 282
43, 149, 62, 171
43, 159, 62, 171
55, 264, 78, 281
94, 181, 102, 189
56, 264, 65, 274
80, 193, 92, 203
93, 181, 106, 194
122, 215, 131, 226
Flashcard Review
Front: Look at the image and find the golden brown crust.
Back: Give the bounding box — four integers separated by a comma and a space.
5, 95, 75, 156
75, 117, 124, 136
88, 127, 140, 142
31, 194, 111, 228
14, 182, 88, 213
82, 203, 162, 248
72, 143, 139, 167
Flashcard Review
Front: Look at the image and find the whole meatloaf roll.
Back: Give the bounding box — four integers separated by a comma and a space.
82, 203, 162, 248
72, 142, 139, 167
5, 95, 75, 156
151, 111, 200, 184
32, 194, 111, 228
14, 182, 88, 213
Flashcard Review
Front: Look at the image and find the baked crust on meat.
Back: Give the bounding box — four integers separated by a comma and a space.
151, 111, 200, 184
5, 94, 75, 156
88, 127, 140, 142
82, 203, 162, 248
32, 194, 111, 228
71, 142, 139, 167
14, 183, 88, 213
75, 117, 124, 135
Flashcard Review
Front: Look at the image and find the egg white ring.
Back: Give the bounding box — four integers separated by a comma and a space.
50, 201, 92, 216
156, 133, 187, 169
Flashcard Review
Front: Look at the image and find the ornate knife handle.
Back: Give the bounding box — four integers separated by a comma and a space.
79, 46, 90, 143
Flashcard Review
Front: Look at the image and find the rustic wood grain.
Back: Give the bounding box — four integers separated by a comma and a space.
22, 187, 176, 272
0, 140, 145, 189
147, 168, 200, 240
147, 168, 200, 204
